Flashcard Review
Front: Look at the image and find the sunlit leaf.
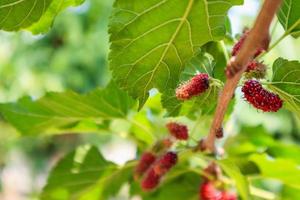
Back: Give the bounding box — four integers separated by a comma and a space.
277, 0, 300, 38
218, 159, 251, 200
250, 154, 300, 188
0, 82, 135, 135
0, 0, 85, 33
109, 0, 243, 107
269, 58, 300, 118
40, 147, 114, 200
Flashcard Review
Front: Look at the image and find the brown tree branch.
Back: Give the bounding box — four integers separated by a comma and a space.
203, 0, 283, 152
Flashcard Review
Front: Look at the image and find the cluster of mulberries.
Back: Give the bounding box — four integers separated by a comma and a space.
200, 163, 237, 200
231, 29, 269, 79
141, 152, 178, 191
242, 80, 283, 112
135, 122, 188, 191
166, 122, 189, 140
176, 73, 210, 100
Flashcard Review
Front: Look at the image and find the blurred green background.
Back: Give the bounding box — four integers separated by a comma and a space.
0, 0, 299, 199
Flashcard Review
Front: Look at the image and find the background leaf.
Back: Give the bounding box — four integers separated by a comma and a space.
218, 159, 251, 200
0, 82, 135, 135
28, 0, 85, 34
0, 0, 85, 33
40, 146, 114, 200
269, 58, 300, 118
250, 154, 300, 188
277, 0, 300, 38
109, 0, 243, 107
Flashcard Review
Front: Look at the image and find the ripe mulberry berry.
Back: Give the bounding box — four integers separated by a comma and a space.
153, 152, 178, 176
141, 168, 160, 191
232, 30, 267, 58
242, 80, 283, 112
221, 191, 237, 200
166, 122, 189, 140
176, 73, 209, 100
134, 152, 156, 179
199, 182, 221, 200
245, 61, 266, 79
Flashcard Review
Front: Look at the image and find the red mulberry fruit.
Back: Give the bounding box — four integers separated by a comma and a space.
242, 80, 283, 112
134, 152, 156, 179
166, 122, 189, 140
141, 168, 160, 191
245, 61, 266, 79
176, 73, 209, 100
221, 191, 237, 200
153, 152, 178, 176
199, 182, 221, 200
232, 29, 268, 58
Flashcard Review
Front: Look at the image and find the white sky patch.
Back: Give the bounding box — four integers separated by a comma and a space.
228, 0, 260, 35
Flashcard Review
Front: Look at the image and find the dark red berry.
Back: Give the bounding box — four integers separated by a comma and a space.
153, 152, 177, 176
199, 182, 221, 200
215, 127, 224, 139
134, 152, 156, 179
166, 122, 189, 140
221, 191, 237, 200
245, 61, 266, 79
232, 30, 267, 58
141, 168, 160, 191
242, 80, 283, 112
176, 73, 210, 100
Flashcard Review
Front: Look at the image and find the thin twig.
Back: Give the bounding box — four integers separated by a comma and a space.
204, 0, 283, 152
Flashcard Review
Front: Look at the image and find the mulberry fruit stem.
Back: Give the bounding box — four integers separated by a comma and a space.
204, 0, 283, 153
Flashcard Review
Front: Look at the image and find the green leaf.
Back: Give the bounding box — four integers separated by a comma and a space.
226, 125, 300, 164
78, 162, 135, 200
202, 41, 228, 82
281, 185, 300, 200
0, 0, 85, 33
40, 146, 114, 200
101, 162, 135, 199
277, 0, 300, 38
161, 52, 221, 117
28, 0, 85, 34
131, 110, 156, 146
269, 58, 300, 117
109, 0, 243, 107
250, 154, 300, 188
0, 82, 135, 135
218, 159, 251, 200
